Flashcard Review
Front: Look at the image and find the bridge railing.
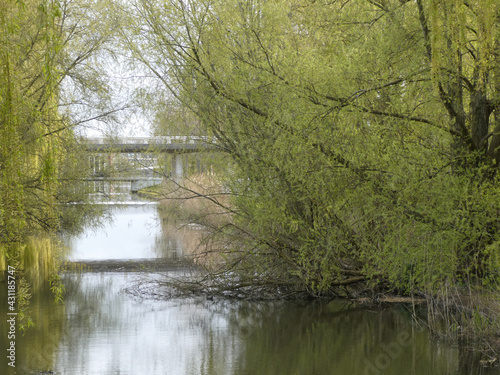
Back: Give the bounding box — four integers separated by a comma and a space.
84, 136, 215, 145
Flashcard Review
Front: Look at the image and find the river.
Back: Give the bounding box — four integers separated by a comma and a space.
1, 201, 499, 374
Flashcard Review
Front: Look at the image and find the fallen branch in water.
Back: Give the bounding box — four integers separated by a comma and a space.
354, 296, 427, 305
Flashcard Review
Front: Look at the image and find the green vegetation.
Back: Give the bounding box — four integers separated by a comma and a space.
2, 0, 499, 352
0, 0, 113, 326
121, 0, 500, 347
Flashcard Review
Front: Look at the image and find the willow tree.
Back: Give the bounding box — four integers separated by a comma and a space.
0, 0, 116, 326
123, 0, 500, 295
1, 0, 120, 240
0, 0, 62, 249
420, 0, 500, 167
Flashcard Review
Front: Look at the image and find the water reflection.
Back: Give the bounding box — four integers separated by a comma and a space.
0, 280, 64, 374
2, 204, 499, 374
3, 272, 500, 374
57, 272, 236, 375
4, 270, 499, 374
64, 204, 186, 261
229, 302, 456, 375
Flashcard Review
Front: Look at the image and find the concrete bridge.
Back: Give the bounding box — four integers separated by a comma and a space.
83, 136, 219, 191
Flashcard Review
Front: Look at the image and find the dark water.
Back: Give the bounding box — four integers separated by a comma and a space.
1, 204, 499, 374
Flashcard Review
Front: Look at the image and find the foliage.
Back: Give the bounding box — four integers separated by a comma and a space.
0, 0, 112, 326
120, 0, 500, 298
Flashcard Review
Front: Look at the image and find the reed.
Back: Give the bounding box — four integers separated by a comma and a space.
154, 173, 234, 268
424, 283, 500, 361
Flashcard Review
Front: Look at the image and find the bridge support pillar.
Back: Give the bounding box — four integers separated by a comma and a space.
171, 154, 184, 180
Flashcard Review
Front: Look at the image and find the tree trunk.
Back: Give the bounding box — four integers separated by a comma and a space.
470, 87, 491, 151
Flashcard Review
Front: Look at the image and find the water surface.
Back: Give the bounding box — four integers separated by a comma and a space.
2, 203, 499, 374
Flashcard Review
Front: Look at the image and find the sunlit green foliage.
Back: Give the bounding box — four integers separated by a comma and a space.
1, 0, 62, 253
122, 0, 500, 296
0, 0, 109, 326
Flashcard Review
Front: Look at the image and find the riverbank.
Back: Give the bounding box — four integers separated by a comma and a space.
3, 186, 496, 374
136, 174, 500, 368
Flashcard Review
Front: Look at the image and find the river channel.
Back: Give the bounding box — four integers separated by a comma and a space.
1, 200, 499, 374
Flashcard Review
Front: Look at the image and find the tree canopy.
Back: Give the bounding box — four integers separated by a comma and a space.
0, 0, 116, 318
121, 0, 500, 295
